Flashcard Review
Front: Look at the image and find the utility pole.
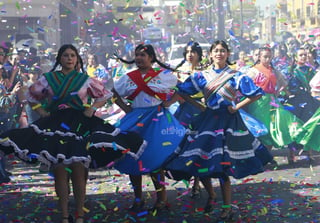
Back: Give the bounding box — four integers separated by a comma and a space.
217, 0, 225, 39
240, 0, 244, 38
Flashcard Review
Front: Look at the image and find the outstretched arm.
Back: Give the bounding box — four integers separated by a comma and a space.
162, 91, 206, 112
111, 88, 132, 113
177, 92, 206, 112
228, 95, 261, 114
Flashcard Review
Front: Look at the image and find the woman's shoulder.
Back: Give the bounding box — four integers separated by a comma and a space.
223, 66, 242, 77
191, 69, 207, 78
157, 68, 178, 82
245, 65, 259, 75
42, 71, 53, 75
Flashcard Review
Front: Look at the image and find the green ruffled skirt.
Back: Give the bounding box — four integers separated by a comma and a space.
294, 107, 320, 151
247, 94, 303, 148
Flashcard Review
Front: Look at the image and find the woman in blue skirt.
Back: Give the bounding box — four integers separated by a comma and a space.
0, 44, 146, 223
168, 41, 215, 199
113, 44, 185, 212
164, 40, 273, 221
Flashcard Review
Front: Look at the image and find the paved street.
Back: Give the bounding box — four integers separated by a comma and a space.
0, 148, 320, 223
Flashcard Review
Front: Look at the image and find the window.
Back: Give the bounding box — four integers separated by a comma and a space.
306, 6, 311, 17
297, 9, 301, 17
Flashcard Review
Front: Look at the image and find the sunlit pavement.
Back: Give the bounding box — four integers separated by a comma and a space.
0, 148, 320, 223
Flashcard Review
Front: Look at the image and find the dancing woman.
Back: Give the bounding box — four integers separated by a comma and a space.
113, 44, 185, 212
0, 44, 146, 223
166, 41, 209, 199
165, 40, 273, 221
246, 47, 302, 162
283, 47, 320, 162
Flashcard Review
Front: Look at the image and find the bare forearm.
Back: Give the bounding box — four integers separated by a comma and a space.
162, 91, 180, 107
30, 103, 50, 117
177, 92, 206, 112
112, 89, 132, 113
84, 99, 107, 117
9, 68, 19, 87
91, 99, 107, 109
233, 95, 261, 111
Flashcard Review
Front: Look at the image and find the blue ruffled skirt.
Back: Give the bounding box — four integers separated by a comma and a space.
165, 107, 272, 180
174, 101, 202, 127
114, 105, 185, 175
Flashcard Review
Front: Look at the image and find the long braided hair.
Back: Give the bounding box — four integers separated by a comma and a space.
113, 43, 174, 71
50, 44, 85, 73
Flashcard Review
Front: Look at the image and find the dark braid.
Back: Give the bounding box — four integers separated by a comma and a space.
289, 57, 297, 78
115, 43, 175, 71
174, 59, 186, 70
78, 55, 85, 73
50, 61, 59, 72
113, 53, 135, 64
154, 57, 174, 71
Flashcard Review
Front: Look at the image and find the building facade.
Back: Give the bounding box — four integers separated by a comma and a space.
272, 0, 320, 41
285, 0, 320, 39
0, 0, 94, 51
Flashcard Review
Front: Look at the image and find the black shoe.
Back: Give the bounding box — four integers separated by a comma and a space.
269, 159, 278, 165
62, 215, 74, 223
204, 196, 217, 213
190, 186, 201, 199
266, 159, 278, 169
216, 208, 233, 222
129, 199, 145, 212
149, 201, 170, 215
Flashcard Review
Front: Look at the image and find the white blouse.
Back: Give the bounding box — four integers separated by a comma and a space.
114, 69, 177, 108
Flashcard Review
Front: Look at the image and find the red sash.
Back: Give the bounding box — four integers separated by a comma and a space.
127, 69, 167, 101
